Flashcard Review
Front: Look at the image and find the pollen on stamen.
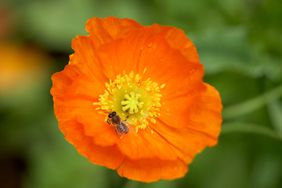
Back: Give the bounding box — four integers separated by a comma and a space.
94, 71, 164, 132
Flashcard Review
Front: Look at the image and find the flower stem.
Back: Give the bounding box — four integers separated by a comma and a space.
221, 122, 282, 142
223, 85, 282, 119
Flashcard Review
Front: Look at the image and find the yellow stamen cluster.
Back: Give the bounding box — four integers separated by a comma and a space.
94, 71, 165, 132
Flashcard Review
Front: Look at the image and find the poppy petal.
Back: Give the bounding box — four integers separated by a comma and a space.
159, 84, 205, 129
117, 157, 187, 182
95, 28, 156, 79
116, 127, 178, 160
151, 120, 213, 163
51, 65, 98, 121
59, 120, 124, 169
185, 83, 222, 138
129, 28, 203, 98
51, 36, 109, 122
77, 111, 119, 146
86, 16, 142, 47
152, 84, 222, 163
96, 27, 204, 98
160, 25, 199, 63
161, 83, 222, 135
71, 36, 108, 83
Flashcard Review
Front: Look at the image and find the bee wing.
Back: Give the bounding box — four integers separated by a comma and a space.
107, 118, 115, 126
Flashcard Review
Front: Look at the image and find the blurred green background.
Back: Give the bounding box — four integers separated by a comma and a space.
0, 0, 281, 188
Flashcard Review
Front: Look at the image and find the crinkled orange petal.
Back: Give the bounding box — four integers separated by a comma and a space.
51, 64, 81, 98
60, 120, 124, 169
117, 157, 187, 182
138, 25, 202, 98
51, 36, 108, 120
77, 111, 119, 146
137, 33, 202, 97
138, 36, 203, 99
94, 28, 157, 79
152, 84, 222, 163
116, 127, 178, 160
52, 72, 100, 101
95, 27, 203, 98
51, 65, 98, 121
159, 25, 199, 63
185, 83, 222, 137
52, 95, 94, 123
152, 120, 215, 163
161, 83, 222, 135
159, 84, 205, 128
71, 36, 107, 83
86, 17, 142, 48
52, 66, 118, 146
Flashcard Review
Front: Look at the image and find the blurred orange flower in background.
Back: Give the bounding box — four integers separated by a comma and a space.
0, 43, 48, 96
51, 17, 222, 182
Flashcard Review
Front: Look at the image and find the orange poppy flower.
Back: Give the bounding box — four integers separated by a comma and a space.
0, 43, 48, 96
51, 17, 222, 182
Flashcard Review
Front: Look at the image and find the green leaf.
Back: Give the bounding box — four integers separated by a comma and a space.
197, 28, 281, 81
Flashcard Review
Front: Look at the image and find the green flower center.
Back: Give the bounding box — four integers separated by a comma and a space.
94, 71, 165, 132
